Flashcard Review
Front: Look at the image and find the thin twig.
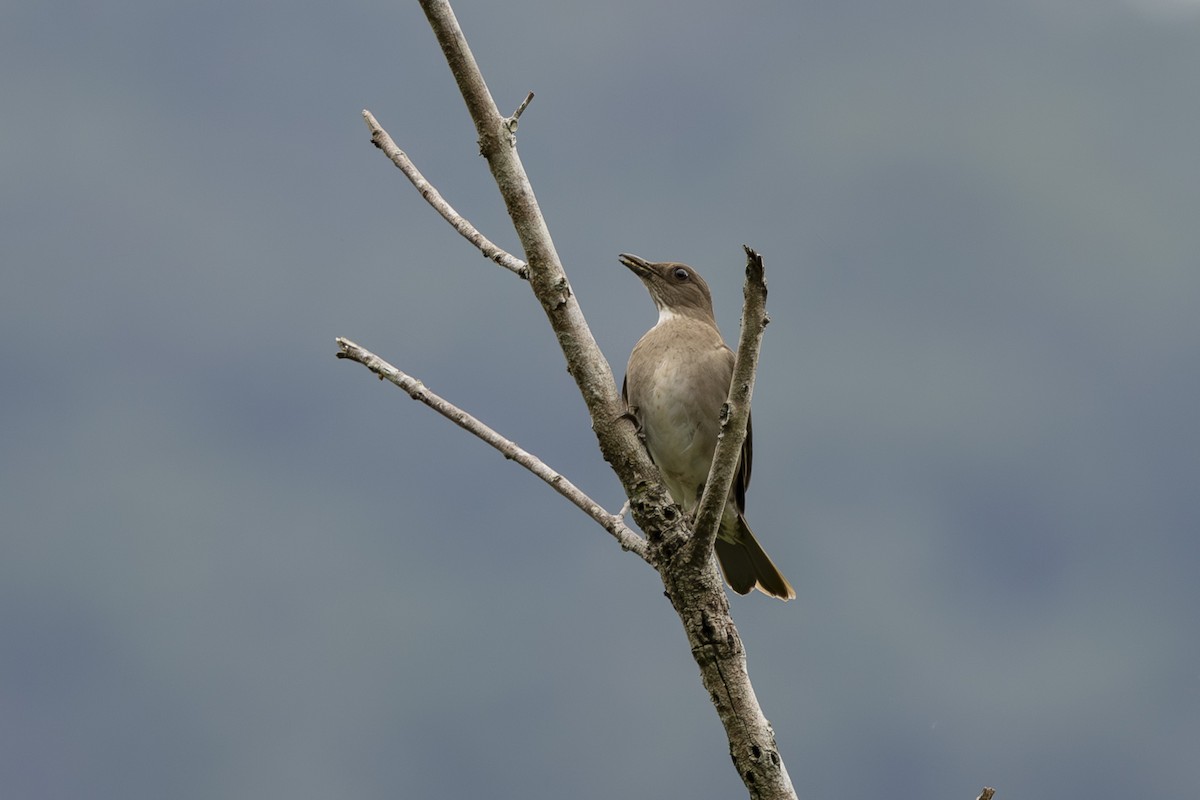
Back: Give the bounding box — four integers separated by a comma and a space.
690, 246, 769, 558
362, 109, 529, 279
336, 337, 649, 560
505, 91, 535, 133
512, 91, 535, 121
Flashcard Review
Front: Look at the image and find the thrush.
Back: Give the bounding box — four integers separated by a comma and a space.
620, 253, 794, 600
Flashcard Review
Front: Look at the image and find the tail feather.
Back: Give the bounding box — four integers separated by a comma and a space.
713, 515, 795, 601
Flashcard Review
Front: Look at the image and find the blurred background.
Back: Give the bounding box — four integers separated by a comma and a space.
3, 1, 1198, 797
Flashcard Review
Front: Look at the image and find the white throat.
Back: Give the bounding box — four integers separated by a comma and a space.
654, 305, 681, 327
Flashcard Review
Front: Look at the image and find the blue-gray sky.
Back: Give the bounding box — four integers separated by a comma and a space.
3, 1, 1198, 798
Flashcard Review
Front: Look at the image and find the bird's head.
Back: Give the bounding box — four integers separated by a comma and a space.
619, 253, 716, 323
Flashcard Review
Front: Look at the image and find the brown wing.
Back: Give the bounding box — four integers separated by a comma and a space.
621, 373, 649, 446
733, 409, 752, 511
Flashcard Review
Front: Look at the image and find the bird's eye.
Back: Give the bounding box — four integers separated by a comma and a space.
672, 267, 690, 281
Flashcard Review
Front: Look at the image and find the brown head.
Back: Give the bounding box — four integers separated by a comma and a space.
619, 254, 717, 324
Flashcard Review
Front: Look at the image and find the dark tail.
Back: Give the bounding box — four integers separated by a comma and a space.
714, 514, 796, 601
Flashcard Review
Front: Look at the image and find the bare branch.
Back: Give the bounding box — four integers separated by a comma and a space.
977, 788, 996, 800
362, 109, 529, 279
336, 337, 649, 560
659, 522, 796, 800
690, 246, 769, 559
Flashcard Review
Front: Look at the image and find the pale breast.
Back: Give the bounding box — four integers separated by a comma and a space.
625, 318, 733, 509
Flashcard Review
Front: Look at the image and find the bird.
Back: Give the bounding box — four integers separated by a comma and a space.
619, 253, 795, 600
